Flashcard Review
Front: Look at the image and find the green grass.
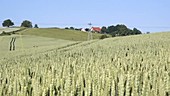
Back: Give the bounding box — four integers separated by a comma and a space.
19, 28, 103, 41
0, 28, 104, 59
0, 35, 78, 59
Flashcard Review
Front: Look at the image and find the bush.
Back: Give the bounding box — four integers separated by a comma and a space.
65, 27, 69, 29
100, 35, 109, 39
21, 20, 32, 28
146, 32, 150, 34
12, 31, 15, 34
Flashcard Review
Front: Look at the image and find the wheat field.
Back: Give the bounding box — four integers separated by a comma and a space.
0, 32, 170, 96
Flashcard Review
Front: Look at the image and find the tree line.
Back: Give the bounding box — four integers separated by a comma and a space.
2, 19, 38, 28
101, 24, 142, 37
2, 19, 142, 37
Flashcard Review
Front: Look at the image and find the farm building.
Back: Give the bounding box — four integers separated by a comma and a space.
91, 27, 101, 33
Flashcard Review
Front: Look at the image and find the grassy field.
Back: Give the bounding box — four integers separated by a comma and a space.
0, 27, 21, 34
0, 28, 103, 59
0, 35, 79, 59
19, 28, 102, 41
0, 32, 170, 96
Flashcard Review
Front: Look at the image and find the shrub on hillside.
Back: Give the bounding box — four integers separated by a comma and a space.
100, 34, 109, 39
147, 32, 150, 34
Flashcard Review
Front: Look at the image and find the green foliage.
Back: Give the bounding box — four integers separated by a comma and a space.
101, 26, 108, 34
2, 19, 14, 27
100, 34, 109, 39
34, 24, 39, 28
21, 20, 32, 28
85, 28, 90, 31
70, 27, 75, 30
65, 27, 69, 29
133, 28, 142, 34
147, 32, 150, 34
107, 24, 142, 37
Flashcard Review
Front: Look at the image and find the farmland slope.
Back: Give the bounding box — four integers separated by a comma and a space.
0, 27, 21, 34
19, 28, 102, 41
0, 32, 170, 96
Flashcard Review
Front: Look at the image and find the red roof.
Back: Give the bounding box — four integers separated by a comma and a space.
91, 27, 101, 32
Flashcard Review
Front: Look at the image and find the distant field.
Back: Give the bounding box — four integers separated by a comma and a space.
0, 35, 78, 59
0, 27, 21, 34
0, 28, 104, 59
19, 28, 103, 41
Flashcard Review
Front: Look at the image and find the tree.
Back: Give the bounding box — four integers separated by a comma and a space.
101, 26, 108, 34
133, 28, 142, 34
75, 28, 81, 31
107, 24, 142, 37
108, 24, 128, 36
21, 20, 32, 28
2, 19, 14, 27
108, 25, 116, 34
34, 24, 39, 28
146, 32, 150, 34
85, 28, 90, 31
65, 27, 69, 29
70, 27, 74, 30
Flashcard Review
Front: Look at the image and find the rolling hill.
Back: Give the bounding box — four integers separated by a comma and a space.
18, 28, 103, 41
0, 0, 169, 94
0, 28, 170, 95
0, 28, 104, 59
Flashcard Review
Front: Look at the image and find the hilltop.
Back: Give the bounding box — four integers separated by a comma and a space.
18, 28, 102, 41
0, 27, 104, 59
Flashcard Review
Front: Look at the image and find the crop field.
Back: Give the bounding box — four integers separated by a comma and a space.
19, 28, 102, 41
0, 35, 78, 59
0, 32, 170, 96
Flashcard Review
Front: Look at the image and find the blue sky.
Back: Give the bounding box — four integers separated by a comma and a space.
0, 0, 170, 32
